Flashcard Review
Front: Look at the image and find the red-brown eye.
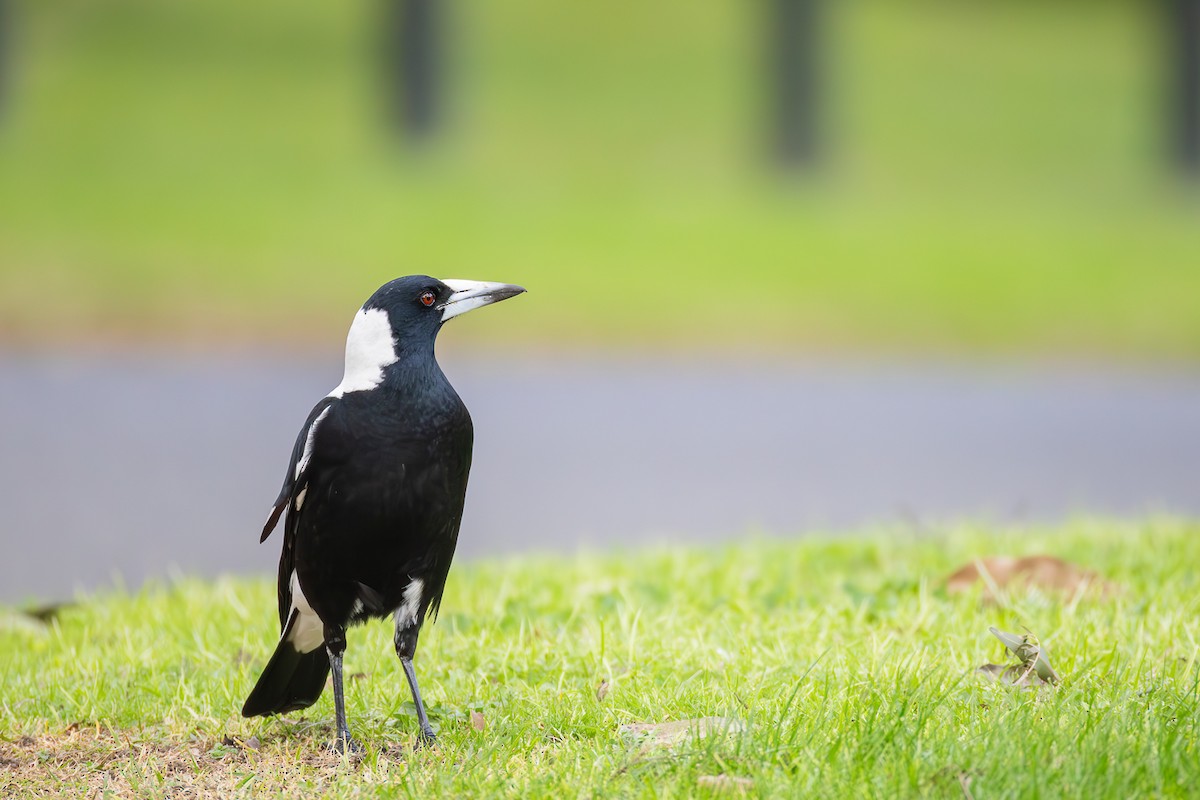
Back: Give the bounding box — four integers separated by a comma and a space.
419, 291, 437, 307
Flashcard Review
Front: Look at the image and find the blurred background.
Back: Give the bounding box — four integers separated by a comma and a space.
1, 0, 1198, 603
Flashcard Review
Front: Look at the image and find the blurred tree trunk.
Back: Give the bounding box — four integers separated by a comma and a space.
1167, 0, 1200, 174
383, 0, 443, 142
767, 0, 823, 168
0, 0, 9, 125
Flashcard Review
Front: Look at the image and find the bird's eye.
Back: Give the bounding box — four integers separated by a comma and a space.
419, 291, 437, 307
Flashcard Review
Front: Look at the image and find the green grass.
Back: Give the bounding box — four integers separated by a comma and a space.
1, 0, 1199, 355
3, 519, 1198, 797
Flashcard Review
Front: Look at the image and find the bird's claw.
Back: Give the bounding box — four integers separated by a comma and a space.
328, 732, 364, 756
416, 728, 438, 748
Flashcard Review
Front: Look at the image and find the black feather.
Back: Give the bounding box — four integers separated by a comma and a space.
241, 611, 331, 717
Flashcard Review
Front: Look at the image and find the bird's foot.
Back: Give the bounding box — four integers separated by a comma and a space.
327, 731, 364, 756
415, 727, 437, 748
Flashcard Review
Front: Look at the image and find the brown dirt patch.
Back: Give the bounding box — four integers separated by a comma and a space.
0, 725, 401, 798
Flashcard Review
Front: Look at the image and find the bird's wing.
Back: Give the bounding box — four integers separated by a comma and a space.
260, 397, 338, 543
262, 396, 341, 630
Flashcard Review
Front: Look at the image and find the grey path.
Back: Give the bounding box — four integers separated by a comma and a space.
2, 349, 1198, 604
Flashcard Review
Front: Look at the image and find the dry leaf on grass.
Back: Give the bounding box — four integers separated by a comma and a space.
977, 663, 1053, 688
596, 680, 610, 702
470, 711, 487, 731
23, 602, 72, 623
619, 717, 745, 748
978, 626, 1060, 688
697, 774, 754, 793
945, 555, 1113, 599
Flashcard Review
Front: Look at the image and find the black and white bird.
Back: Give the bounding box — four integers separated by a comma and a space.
241, 275, 525, 751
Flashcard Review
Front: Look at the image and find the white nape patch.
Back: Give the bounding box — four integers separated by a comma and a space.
329, 307, 398, 397
439, 279, 510, 322
294, 486, 308, 510
295, 405, 333, 480
286, 571, 326, 653
351, 598, 364, 616
395, 578, 425, 628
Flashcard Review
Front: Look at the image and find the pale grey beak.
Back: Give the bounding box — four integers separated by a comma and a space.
439, 279, 527, 322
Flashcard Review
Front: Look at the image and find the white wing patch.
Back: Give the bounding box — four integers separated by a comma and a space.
286, 571, 326, 653
329, 307, 397, 397
395, 578, 425, 628
295, 405, 333, 480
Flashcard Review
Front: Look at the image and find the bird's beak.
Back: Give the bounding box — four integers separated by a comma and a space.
439, 279, 527, 322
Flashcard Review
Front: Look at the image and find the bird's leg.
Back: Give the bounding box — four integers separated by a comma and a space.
402, 656, 437, 745
395, 626, 437, 745
324, 625, 362, 754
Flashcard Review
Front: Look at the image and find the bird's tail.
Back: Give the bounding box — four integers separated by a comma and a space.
241, 610, 330, 718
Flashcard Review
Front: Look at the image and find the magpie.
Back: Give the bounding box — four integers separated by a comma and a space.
241, 275, 525, 751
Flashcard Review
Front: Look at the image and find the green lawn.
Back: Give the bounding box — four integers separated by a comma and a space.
1, 0, 1198, 355
3, 519, 1198, 797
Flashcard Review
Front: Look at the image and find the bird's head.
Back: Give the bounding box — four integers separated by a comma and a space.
335, 275, 526, 393
366, 275, 525, 334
